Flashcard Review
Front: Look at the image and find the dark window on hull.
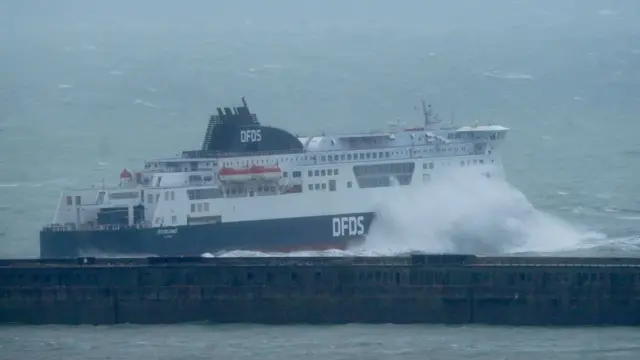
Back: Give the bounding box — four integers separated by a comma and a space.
352, 162, 415, 188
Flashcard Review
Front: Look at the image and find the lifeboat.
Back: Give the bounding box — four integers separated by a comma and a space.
249, 165, 282, 181
218, 167, 251, 182
120, 168, 133, 182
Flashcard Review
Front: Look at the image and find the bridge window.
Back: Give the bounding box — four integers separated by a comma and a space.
341, 154, 346, 160
293, 171, 301, 178
321, 155, 326, 161
321, 169, 326, 176
315, 184, 320, 190
359, 153, 365, 160
328, 155, 333, 161
314, 170, 319, 176
308, 170, 313, 177
347, 154, 352, 160
334, 169, 339, 175
328, 169, 333, 176
308, 184, 313, 191
321, 183, 326, 190
187, 188, 223, 200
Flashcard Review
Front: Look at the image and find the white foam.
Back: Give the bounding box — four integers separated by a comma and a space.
357, 168, 598, 255
209, 167, 603, 258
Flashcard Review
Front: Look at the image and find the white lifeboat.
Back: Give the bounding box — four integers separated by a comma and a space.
249, 165, 282, 181
218, 167, 251, 182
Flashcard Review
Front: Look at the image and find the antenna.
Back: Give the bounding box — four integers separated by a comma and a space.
421, 100, 443, 129
421, 99, 431, 128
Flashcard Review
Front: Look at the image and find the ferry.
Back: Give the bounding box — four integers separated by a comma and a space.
39, 97, 508, 258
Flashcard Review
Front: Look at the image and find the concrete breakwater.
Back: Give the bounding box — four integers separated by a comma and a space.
1, 254, 639, 325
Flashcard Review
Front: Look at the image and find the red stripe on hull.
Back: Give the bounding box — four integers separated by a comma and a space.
251, 237, 365, 253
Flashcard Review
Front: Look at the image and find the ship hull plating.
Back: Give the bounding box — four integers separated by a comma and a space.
39, 213, 375, 258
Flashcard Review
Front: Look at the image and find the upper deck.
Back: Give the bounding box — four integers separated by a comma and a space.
178, 97, 508, 159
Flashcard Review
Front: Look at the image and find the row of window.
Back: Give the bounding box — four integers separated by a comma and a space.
308, 168, 339, 177
307, 180, 338, 192
109, 191, 139, 200
188, 188, 223, 200
146, 191, 172, 204
223, 185, 277, 197
65, 195, 82, 206
214, 145, 473, 169
460, 159, 485, 167
422, 158, 489, 170
190, 202, 210, 213
356, 174, 412, 189
282, 171, 302, 178
309, 183, 327, 191
163, 191, 176, 201
189, 174, 214, 183
150, 143, 481, 175
147, 193, 160, 204
353, 162, 414, 176
252, 185, 277, 194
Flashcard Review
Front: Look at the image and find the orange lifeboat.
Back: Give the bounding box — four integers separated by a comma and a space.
218, 167, 251, 182
120, 168, 133, 182
249, 165, 282, 181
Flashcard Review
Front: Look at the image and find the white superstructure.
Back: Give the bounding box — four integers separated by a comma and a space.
44, 99, 508, 236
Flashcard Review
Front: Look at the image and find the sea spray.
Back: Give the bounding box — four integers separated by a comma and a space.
362, 167, 597, 255
209, 167, 600, 258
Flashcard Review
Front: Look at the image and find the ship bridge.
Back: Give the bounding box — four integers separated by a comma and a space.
299, 132, 396, 152
454, 125, 509, 141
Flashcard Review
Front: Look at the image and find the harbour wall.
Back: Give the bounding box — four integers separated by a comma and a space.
1, 254, 639, 325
